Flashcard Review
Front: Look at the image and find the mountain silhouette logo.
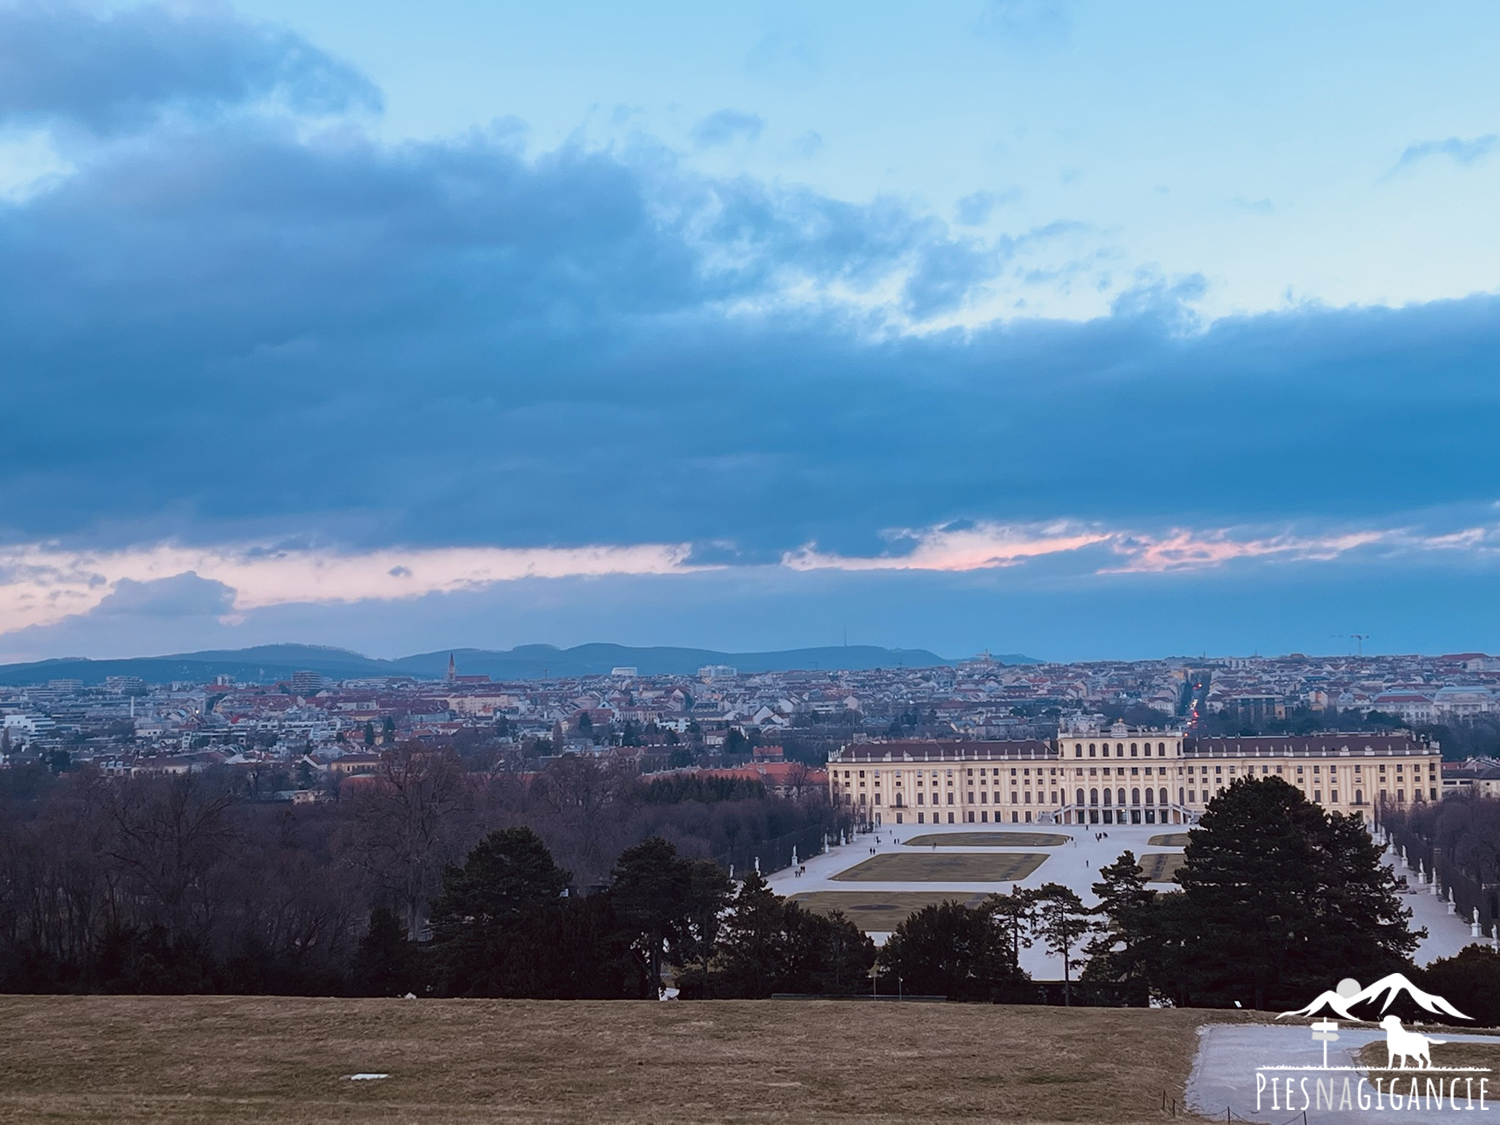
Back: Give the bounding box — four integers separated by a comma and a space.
1277, 972, 1470, 1023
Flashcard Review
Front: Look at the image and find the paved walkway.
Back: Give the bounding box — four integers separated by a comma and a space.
767, 820, 1484, 976
1187, 1023, 1499, 1124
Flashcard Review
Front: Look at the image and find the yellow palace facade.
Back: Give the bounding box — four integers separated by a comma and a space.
826, 725, 1440, 828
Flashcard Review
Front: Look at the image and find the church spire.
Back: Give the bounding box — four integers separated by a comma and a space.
447, 652, 456, 681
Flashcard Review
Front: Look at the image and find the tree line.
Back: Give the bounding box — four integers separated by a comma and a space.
5, 761, 1491, 1012
0, 746, 844, 994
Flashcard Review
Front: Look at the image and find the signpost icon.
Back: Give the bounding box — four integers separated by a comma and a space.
1311, 1019, 1339, 1068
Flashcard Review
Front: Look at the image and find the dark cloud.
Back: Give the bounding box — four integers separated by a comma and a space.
690, 109, 763, 147
0, 1, 1498, 583
0, 1, 379, 135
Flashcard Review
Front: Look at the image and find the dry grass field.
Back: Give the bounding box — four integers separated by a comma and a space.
789, 889, 991, 930
901, 832, 1068, 848
830, 852, 1048, 883
0, 995, 1249, 1124
1147, 834, 1191, 847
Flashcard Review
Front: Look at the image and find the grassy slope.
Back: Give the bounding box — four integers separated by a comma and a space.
0, 996, 1247, 1124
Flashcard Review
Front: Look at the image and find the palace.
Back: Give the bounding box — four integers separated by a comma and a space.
826, 724, 1440, 828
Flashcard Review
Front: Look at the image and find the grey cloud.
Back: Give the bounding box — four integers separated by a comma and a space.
2, 5, 1499, 585
92, 574, 236, 618
690, 109, 764, 147
0, 2, 380, 135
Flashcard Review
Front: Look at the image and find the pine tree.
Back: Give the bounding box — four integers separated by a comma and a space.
717, 870, 785, 997
608, 837, 693, 995
1032, 883, 1091, 1005
879, 900, 1026, 1001
428, 827, 571, 995
1161, 776, 1420, 1010
350, 906, 423, 996
1082, 850, 1156, 1000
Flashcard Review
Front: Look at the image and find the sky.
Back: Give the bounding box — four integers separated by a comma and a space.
0, 0, 1497, 663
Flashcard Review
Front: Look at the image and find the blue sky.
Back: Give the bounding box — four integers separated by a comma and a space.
0, 0, 1497, 662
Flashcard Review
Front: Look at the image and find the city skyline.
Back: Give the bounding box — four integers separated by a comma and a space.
2, 2, 1499, 661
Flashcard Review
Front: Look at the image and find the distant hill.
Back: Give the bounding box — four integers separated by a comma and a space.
0, 645, 398, 686
0, 642, 1039, 685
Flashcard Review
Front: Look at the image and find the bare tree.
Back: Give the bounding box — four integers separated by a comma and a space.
338, 745, 477, 939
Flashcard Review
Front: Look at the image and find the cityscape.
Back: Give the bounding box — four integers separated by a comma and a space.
6, 646, 1500, 787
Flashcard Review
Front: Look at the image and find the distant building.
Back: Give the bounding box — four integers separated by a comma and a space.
610, 667, 638, 678
829, 726, 1440, 829
1226, 694, 1285, 724
289, 670, 324, 695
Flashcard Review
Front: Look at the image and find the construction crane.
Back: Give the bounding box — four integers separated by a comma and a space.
1328, 633, 1370, 656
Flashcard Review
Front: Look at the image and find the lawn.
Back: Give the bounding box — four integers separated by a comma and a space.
0, 995, 1248, 1123
789, 889, 991, 931
902, 832, 1068, 847
1139, 853, 1186, 883
831, 852, 1048, 883
1147, 834, 1191, 847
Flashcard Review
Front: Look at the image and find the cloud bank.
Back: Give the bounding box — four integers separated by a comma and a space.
1, 2, 1498, 659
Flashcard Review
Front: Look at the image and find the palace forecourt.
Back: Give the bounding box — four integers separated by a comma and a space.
827, 723, 1441, 829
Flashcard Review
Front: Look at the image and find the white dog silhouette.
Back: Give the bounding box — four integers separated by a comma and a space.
1380, 1015, 1446, 1069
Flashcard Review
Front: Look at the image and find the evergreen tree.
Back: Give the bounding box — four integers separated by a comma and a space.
608, 837, 693, 995
774, 905, 874, 995
985, 885, 1039, 968
428, 827, 571, 995
878, 900, 1026, 1001
1081, 850, 1156, 1001
716, 870, 785, 997
350, 906, 423, 996
1421, 946, 1500, 1027
1032, 883, 1091, 1005
678, 857, 733, 993
1150, 776, 1419, 1009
